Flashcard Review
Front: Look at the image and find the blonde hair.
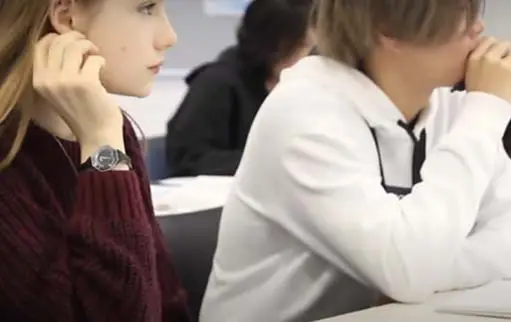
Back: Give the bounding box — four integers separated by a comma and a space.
0, 1, 100, 170
314, 0, 484, 67
0, 4, 51, 170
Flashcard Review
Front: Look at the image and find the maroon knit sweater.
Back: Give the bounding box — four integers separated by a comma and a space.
0, 118, 190, 322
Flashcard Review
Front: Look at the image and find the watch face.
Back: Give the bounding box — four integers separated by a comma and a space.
91, 146, 119, 171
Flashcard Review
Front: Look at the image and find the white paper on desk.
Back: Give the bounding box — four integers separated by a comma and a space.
150, 176, 233, 216
436, 280, 511, 319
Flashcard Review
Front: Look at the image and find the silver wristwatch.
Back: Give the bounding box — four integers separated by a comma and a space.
79, 145, 132, 172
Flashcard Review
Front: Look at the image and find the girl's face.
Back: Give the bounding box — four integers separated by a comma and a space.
52, 0, 177, 97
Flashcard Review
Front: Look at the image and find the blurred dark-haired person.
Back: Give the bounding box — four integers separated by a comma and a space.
165, 0, 314, 177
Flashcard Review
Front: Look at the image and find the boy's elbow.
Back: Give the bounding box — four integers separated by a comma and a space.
381, 278, 436, 304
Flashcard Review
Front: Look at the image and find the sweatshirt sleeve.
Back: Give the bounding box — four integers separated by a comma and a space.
0, 170, 165, 322
273, 91, 511, 303
444, 147, 511, 291
448, 214, 511, 291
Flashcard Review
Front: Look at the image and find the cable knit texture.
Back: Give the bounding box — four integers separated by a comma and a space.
0, 117, 190, 322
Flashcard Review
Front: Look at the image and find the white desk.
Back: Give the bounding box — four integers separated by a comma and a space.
318, 302, 493, 322
317, 281, 511, 322
150, 175, 233, 216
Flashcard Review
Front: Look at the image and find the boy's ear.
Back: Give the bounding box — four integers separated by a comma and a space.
48, 0, 75, 34
378, 33, 402, 53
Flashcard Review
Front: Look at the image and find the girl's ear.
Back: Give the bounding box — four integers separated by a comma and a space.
48, 0, 76, 34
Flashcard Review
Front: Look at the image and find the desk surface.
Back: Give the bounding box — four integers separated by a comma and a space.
317, 288, 502, 322
151, 176, 233, 216
156, 207, 222, 320
318, 303, 494, 322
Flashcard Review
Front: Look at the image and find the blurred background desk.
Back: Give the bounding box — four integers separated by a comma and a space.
151, 176, 232, 319
157, 207, 222, 320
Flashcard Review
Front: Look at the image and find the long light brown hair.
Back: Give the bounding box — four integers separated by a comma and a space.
0, 0, 99, 170
0, 3, 52, 170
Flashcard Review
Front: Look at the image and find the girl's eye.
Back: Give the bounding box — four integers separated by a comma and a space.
139, 2, 157, 15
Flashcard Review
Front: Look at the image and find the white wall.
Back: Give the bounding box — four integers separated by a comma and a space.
483, 0, 511, 39
120, 0, 511, 139
116, 76, 187, 138
163, 0, 238, 70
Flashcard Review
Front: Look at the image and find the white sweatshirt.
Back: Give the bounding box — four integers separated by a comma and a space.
200, 56, 511, 322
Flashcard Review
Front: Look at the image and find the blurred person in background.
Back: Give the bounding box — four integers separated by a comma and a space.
165, 0, 314, 177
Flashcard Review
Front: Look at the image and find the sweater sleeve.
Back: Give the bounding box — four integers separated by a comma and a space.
0, 170, 165, 322
153, 225, 192, 322
122, 114, 191, 322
